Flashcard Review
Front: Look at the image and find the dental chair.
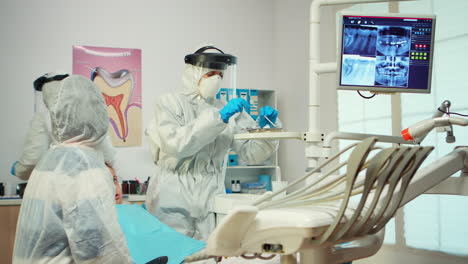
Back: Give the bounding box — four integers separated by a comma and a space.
186, 137, 434, 264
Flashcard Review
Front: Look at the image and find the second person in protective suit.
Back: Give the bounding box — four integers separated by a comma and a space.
145, 46, 281, 241
13, 75, 132, 264
11, 73, 116, 181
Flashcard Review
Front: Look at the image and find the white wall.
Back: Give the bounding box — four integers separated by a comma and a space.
0, 0, 275, 186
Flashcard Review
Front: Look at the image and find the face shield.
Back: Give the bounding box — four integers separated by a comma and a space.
184, 46, 237, 99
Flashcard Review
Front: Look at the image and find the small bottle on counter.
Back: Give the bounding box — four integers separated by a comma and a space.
236, 180, 241, 193
232, 180, 241, 193
0, 183, 4, 196
230, 180, 236, 193
141, 177, 150, 195
129, 180, 138, 194
122, 181, 129, 194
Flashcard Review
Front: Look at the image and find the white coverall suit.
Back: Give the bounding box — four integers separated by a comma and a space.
146, 64, 280, 241
13, 75, 132, 264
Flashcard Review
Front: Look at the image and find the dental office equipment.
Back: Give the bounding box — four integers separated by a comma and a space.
187, 136, 440, 263
401, 116, 468, 142
400, 100, 467, 143
263, 115, 277, 128
188, 115, 468, 263
337, 13, 435, 94
258, 175, 272, 192
240, 182, 267, 194
185, 0, 468, 263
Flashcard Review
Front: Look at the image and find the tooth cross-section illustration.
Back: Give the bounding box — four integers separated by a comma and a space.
91, 67, 134, 143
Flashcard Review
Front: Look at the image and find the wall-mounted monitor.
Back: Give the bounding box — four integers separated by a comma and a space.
337, 12, 436, 94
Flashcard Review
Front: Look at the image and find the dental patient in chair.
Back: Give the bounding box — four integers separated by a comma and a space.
107, 164, 205, 264
109, 164, 282, 264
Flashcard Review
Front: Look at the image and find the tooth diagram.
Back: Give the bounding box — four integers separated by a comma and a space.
91, 67, 134, 142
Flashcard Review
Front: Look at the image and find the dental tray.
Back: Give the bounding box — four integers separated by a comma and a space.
246, 128, 283, 133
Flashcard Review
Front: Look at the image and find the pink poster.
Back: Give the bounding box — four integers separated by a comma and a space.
73, 45, 142, 147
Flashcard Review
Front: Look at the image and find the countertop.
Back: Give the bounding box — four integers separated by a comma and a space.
124, 194, 146, 202
0, 197, 22, 206
0, 195, 147, 206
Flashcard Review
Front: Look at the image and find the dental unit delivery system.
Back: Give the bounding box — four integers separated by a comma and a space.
185, 0, 468, 263
186, 103, 468, 263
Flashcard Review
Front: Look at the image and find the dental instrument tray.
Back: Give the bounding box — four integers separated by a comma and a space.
246, 128, 283, 133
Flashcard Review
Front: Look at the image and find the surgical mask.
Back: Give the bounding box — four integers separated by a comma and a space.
198, 75, 222, 99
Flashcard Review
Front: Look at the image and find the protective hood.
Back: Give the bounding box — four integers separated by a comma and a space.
181, 64, 221, 99
36, 72, 68, 112
47, 75, 108, 145
181, 45, 236, 100
42, 78, 61, 111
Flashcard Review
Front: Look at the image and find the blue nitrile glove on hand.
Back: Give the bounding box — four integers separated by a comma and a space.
259, 106, 278, 128
10, 161, 18, 176
219, 98, 250, 123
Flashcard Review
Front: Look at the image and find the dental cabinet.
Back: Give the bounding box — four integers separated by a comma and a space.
215, 89, 283, 225
0, 198, 21, 264
219, 89, 282, 191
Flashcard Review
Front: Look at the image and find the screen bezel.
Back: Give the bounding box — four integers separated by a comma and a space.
336, 12, 436, 94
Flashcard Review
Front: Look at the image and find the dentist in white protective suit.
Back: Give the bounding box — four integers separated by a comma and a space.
13, 75, 132, 264
11, 73, 116, 181
145, 46, 281, 241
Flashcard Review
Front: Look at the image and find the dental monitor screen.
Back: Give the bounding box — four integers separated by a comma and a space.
337, 13, 435, 94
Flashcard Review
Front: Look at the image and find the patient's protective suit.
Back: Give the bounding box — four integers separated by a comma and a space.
13, 75, 132, 264
146, 62, 280, 241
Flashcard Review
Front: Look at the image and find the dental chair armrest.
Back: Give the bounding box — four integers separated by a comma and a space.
330, 229, 385, 263
205, 206, 258, 256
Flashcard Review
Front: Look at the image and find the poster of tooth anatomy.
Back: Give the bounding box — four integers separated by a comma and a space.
73, 45, 142, 147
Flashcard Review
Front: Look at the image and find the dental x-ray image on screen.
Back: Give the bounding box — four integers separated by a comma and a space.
341, 55, 376, 86
343, 25, 378, 56
375, 56, 409, 87
338, 13, 435, 93
376, 26, 411, 56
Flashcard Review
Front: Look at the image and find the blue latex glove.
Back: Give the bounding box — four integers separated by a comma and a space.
219, 98, 250, 123
10, 161, 18, 176
259, 106, 278, 128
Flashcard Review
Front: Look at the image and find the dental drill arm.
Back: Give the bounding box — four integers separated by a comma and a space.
401, 116, 468, 141
433, 100, 456, 143
400, 100, 464, 143
399, 111, 468, 200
